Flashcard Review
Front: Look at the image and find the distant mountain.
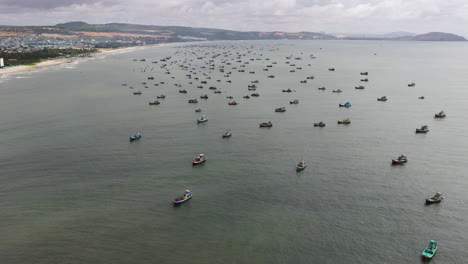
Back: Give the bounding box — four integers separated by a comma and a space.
382, 31, 417, 38
398, 32, 467, 41
52, 21, 335, 41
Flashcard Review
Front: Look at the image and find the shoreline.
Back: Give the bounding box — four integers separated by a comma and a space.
0, 45, 152, 77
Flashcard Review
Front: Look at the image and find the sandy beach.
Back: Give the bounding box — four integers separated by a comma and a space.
0, 45, 146, 77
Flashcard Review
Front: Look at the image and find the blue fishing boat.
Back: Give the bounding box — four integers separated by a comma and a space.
296, 161, 306, 171
275, 107, 286, 112
129, 132, 142, 141
434, 111, 446, 118
421, 240, 438, 259
173, 190, 192, 205
339, 102, 352, 107
197, 115, 208, 123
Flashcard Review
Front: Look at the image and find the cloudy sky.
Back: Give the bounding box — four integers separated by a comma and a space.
1, 0, 468, 36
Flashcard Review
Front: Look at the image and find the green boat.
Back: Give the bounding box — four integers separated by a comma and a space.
421, 240, 438, 259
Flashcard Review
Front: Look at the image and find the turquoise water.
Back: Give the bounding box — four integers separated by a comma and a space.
0, 40, 467, 263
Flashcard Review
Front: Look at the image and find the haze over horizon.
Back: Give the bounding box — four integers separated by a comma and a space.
1, 0, 468, 37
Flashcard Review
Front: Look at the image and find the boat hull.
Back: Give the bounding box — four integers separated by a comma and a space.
426, 197, 444, 204
129, 135, 142, 141
173, 194, 192, 205
392, 159, 407, 164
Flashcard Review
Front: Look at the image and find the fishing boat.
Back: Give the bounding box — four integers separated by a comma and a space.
339, 102, 352, 107
251, 93, 260, 97
314, 122, 326, 127
275, 107, 286, 112
243, 95, 250, 99
149, 100, 160, 105
318, 86, 326, 90
332, 89, 342, 93
290, 99, 299, 104
360, 72, 368, 75
157, 95, 166, 99
173, 190, 192, 205
228, 101, 238, 105
188, 99, 198, 104
329, 68, 335, 71
337, 119, 351, 124
226, 96, 234, 99
192, 154, 206, 165
214, 90, 222, 94
408, 83, 416, 87
360, 79, 368, 82
296, 161, 306, 171
421, 240, 438, 260
392, 154, 408, 164
222, 130, 232, 138
195, 108, 202, 112
426, 192, 444, 204
129, 131, 142, 141
355, 86, 365, 89
259, 121, 273, 128
434, 111, 446, 118
179, 89, 187, 93
133, 91, 142, 95
377, 96, 387, 101
197, 115, 208, 123
416, 125, 429, 133
282, 88, 292, 93
200, 95, 208, 99
419, 96, 425, 99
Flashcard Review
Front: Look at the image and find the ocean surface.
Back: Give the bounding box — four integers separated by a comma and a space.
0, 40, 467, 264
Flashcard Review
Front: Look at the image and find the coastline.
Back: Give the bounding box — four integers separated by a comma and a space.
0, 45, 148, 77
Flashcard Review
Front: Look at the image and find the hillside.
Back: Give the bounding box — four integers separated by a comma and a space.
404, 32, 467, 41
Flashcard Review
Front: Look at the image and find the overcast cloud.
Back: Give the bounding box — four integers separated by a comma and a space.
1, 0, 467, 36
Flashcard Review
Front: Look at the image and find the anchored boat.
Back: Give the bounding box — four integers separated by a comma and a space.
426, 192, 444, 204
192, 154, 206, 165
421, 240, 438, 260
129, 131, 142, 141
296, 161, 306, 171
392, 154, 407, 164
173, 190, 192, 205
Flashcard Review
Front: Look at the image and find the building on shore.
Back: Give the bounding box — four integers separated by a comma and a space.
0, 58, 4, 68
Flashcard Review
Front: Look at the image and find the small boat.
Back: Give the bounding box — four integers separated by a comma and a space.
434, 111, 446, 118
415, 125, 429, 133
318, 86, 326, 90
195, 108, 202, 112
200, 95, 208, 99
337, 119, 351, 124
192, 154, 206, 165
408, 83, 416, 87
228, 101, 238, 105
179, 90, 187, 93
251, 93, 260, 97
226, 96, 234, 99
275, 107, 286, 112
296, 161, 306, 171
282, 88, 292, 93
157, 95, 166, 99
314, 122, 326, 127
214, 90, 222, 94
332, 89, 342, 93
133, 91, 142, 95
360, 79, 368, 82
148, 76, 154, 80
421, 240, 438, 260
360, 72, 368, 75
339, 102, 352, 107
222, 130, 232, 138
149, 100, 160, 105
300, 80, 307, 83
290, 99, 299, 104
243, 95, 250, 99
259, 121, 273, 128
426, 192, 444, 204
329, 68, 335, 71
355, 86, 365, 89
419, 96, 425, 99
173, 190, 192, 205
306, 76, 315, 79
188, 99, 198, 104
377, 96, 387, 101
267, 75, 275, 78
197, 115, 208, 123
129, 131, 142, 141
392, 154, 407, 164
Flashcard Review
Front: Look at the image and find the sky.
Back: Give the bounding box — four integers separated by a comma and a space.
1, 0, 468, 36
